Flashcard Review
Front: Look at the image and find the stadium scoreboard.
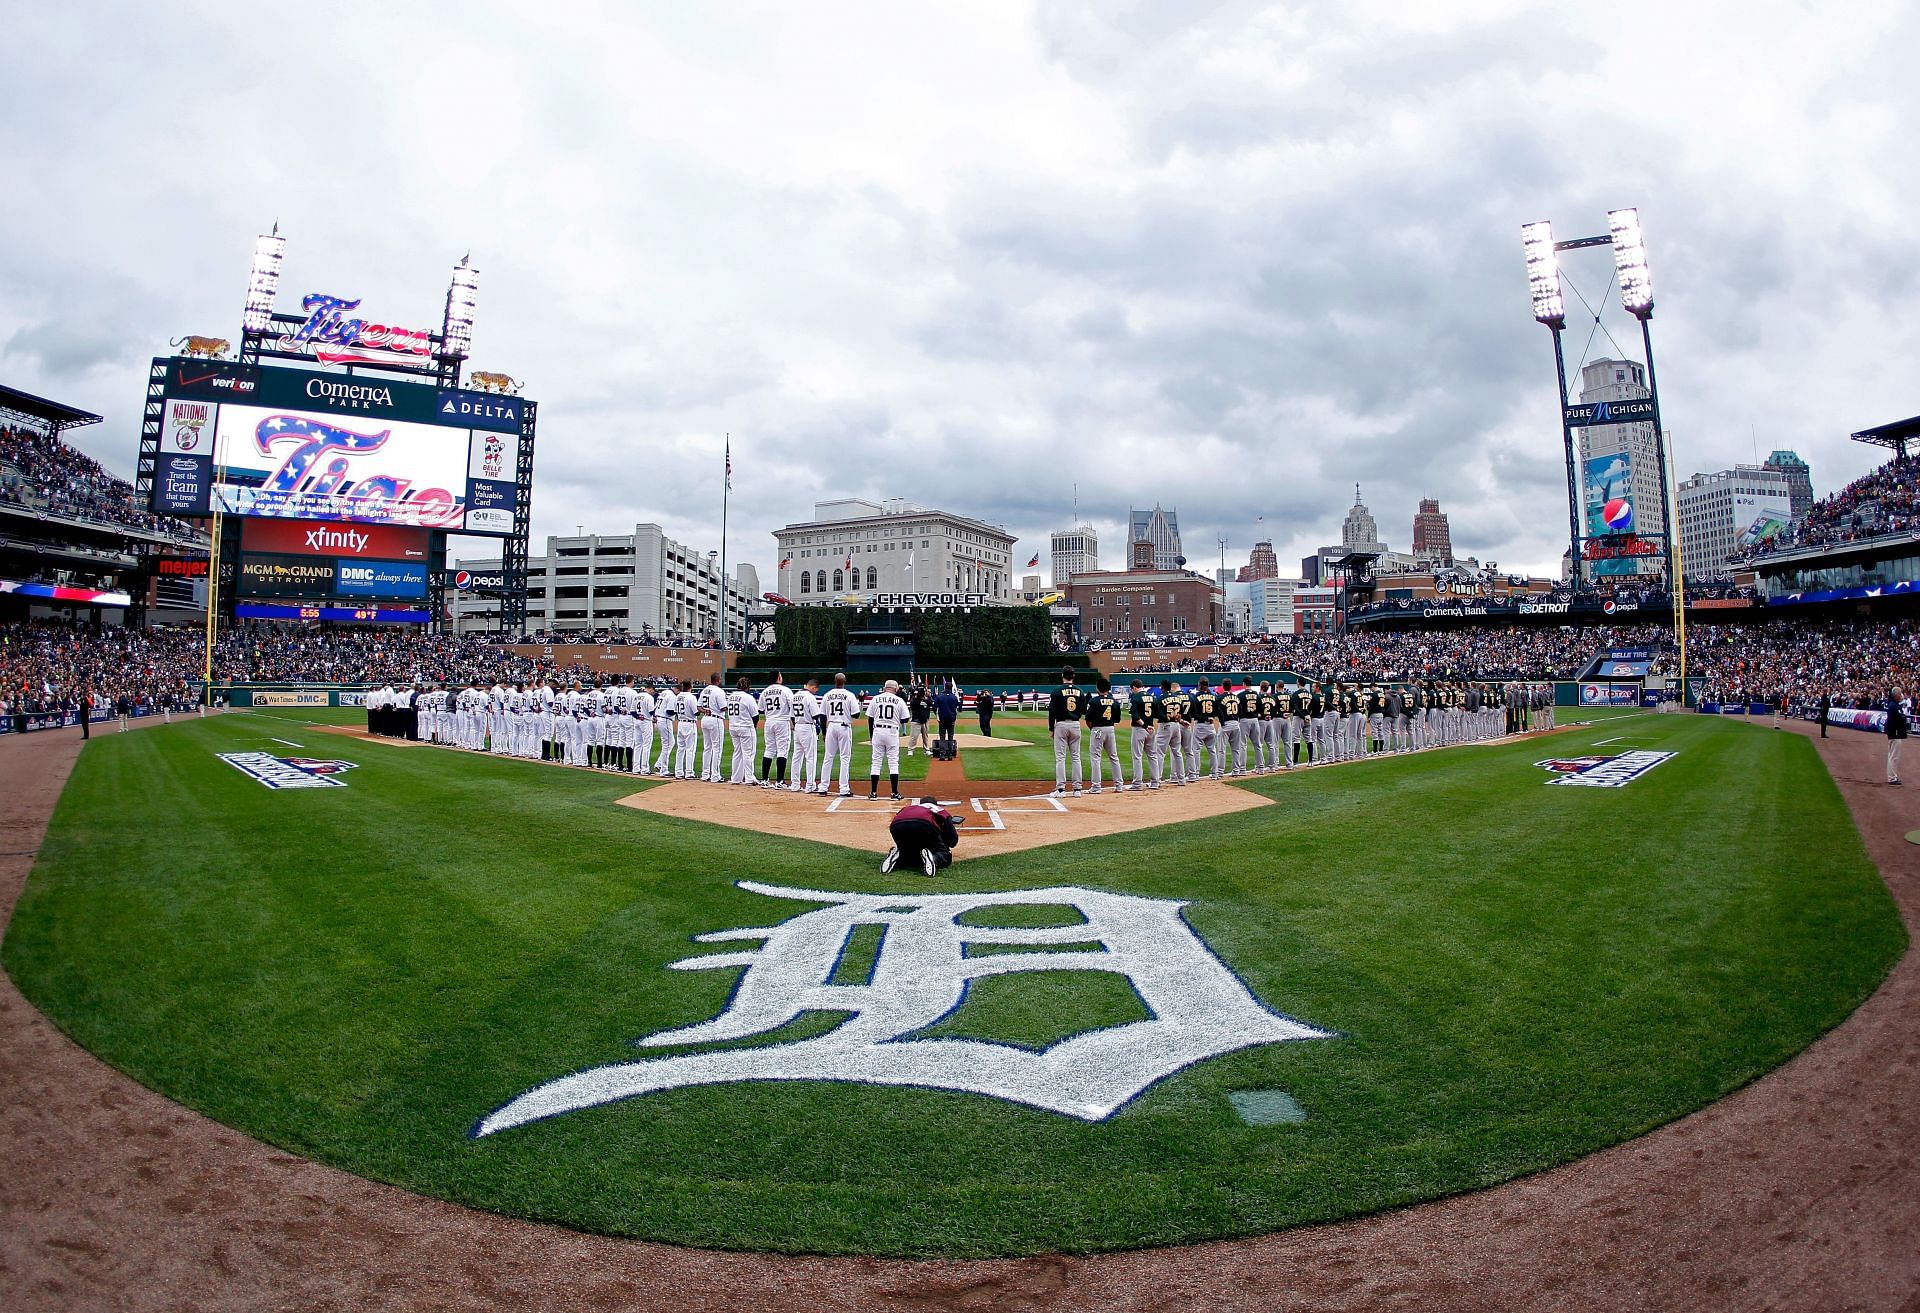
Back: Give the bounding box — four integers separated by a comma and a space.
149, 357, 523, 536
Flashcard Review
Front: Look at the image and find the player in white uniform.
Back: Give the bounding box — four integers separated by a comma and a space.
698, 673, 728, 782
791, 679, 822, 793
758, 673, 793, 787
865, 679, 908, 801
631, 681, 656, 774
820, 673, 861, 797
675, 681, 700, 779
726, 677, 760, 785
582, 683, 605, 768
653, 681, 678, 775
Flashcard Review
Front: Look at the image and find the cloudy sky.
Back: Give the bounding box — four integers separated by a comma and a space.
4, 1, 1916, 583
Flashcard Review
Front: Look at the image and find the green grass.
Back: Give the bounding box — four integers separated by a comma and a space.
2, 708, 1903, 1257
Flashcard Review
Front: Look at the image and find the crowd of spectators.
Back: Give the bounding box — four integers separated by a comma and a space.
1735, 453, 1920, 563
0, 621, 198, 721
1101, 625, 1677, 681
5, 613, 1917, 728
1685, 617, 1920, 711
0, 425, 204, 541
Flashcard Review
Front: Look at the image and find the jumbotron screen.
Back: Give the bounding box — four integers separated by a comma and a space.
149, 357, 523, 536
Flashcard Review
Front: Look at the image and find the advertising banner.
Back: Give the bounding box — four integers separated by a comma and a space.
1582, 453, 1642, 578
1734, 491, 1793, 550
334, 560, 428, 599
238, 554, 337, 597
212, 405, 470, 529
1564, 399, 1657, 427
0, 579, 133, 607
161, 398, 217, 455
154, 452, 212, 515
252, 690, 334, 708
463, 478, 518, 534
235, 602, 430, 623
1579, 683, 1640, 706
242, 519, 429, 561
153, 363, 524, 539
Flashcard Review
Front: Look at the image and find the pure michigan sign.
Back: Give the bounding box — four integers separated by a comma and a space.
2, 710, 1903, 1257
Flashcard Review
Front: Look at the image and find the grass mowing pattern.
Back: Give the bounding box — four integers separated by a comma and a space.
2, 710, 1903, 1256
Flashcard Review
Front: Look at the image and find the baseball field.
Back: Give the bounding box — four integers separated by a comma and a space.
1, 707, 1902, 1258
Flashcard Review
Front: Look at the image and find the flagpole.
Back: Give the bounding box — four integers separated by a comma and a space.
719, 433, 730, 687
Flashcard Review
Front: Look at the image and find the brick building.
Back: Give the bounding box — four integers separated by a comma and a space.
1065, 568, 1225, 640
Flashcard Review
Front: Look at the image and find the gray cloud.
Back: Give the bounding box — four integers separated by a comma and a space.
2, 0, 1917, 586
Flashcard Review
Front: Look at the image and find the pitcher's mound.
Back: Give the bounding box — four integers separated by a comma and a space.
951, 732, 1028, 749
617, 779, 1269, 858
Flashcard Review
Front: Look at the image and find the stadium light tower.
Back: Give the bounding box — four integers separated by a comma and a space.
1520, 219, 1589, 591
442, 256, 479, 361
1607, 206, 1685, 681
1521, 209, 1679, 599
241, 224, 285, 351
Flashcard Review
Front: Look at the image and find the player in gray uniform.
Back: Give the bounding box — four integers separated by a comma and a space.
1082, 677, 1123, 794
1235, 685, 1262, 774
1153, 681, 1184, 787
1047, 667, 1087, 796
1126, 679, 1156, 791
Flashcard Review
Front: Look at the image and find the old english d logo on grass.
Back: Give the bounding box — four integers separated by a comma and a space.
474, 882, 1330, 1135
1535, 750, 1676, 788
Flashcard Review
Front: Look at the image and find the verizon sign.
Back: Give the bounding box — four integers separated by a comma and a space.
242, 518, 429, 561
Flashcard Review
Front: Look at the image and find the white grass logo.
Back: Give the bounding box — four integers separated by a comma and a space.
475, 881, 1330, 1135
218, 752, 357, 789
1535, 750, 1676, 787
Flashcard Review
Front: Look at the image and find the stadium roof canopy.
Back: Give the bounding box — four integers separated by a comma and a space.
0, 382, 103, 437
1850, 414, 1920, 458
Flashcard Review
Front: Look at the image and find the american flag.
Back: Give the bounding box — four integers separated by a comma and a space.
724, 436, 732, 491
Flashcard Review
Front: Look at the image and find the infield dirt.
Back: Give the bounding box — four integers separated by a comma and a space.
616, 777, 1271, 857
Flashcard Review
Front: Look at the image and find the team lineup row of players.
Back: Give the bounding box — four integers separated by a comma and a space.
1042, 671, 1555, 793
402, 670, 1555, 797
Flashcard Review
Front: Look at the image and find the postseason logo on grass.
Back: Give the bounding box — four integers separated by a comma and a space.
1535, 750, 1675, 788
218, 752, 358, 790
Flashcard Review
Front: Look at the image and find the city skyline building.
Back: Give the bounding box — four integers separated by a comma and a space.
1237, 539, 1279, 582
1764, 449, 1815, 521
1049, 523, 1098, 587
1578, 357, 1667, 575
1341, 485, 1383, 552
448, 524, 758, 638
1412, 498, 1454, 566
772, 498, 1016, 604
1676, 463, 1796, 579
1128, 505, 1183, 571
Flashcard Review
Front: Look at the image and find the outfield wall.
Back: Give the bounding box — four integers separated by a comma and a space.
505, 645, 731, 677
